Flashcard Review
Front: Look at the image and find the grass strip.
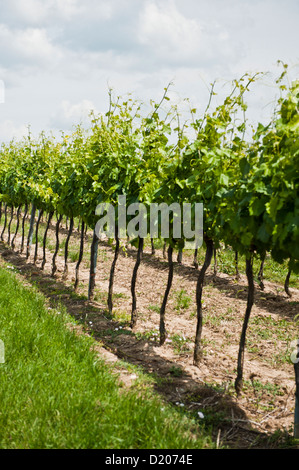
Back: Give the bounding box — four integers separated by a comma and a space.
0, 266, 214, 449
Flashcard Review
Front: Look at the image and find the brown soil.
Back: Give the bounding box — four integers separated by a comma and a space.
1, 217, 299, 449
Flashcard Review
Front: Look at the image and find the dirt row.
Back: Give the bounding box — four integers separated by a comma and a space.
1, 216, 299, 449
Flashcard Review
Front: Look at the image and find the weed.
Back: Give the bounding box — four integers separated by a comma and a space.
148, 304, 160, 314
174, 289, 192, 312
169, 365, 184, 377
135, 329, 159, 342
170, 333, 192, 354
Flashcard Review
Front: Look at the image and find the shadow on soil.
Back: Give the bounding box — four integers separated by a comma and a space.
123, 246, 298, 321
0, 239, 297, 450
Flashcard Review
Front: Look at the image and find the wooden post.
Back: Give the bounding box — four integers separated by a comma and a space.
51, 213, 62, 276
293, 341, 299, 438
20, 203, 28, 253
34, 209, 43, 264
235, 253, 255, 395
41, 211, 54, 270
63, 216, 74, 279
194, 237, 214, 365
160, 244, 174, 346
107, 225, 120, 314
130, 237, 144, 329
88, 228, 99, 301
74, 221, 85, 291
1, 204, 8, 241
26, 204, 36, 260
11, 205, 21, 249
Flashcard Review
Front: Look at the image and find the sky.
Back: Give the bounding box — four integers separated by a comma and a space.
0, 0, 298, 144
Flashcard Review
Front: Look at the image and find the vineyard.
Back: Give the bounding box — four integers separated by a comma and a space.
0, 65, 299, 448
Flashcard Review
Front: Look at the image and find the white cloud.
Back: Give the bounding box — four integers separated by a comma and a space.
61, 99, 97, 120
138, 2, 202, 57
51, 0, 83, 20
0, 24, 62, 68
16, 28, 61, 64
3, 0, 49, 25
0, 80, 4, 104
0, 119, 28, 141
137, 1, 240, 70
49, 99, 98, 131
1, 0, 84, 25
0, 0, 298, 143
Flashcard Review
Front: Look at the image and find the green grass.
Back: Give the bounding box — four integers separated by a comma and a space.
148, 304, 161, 314
0, 266, 215, 449
170, 333, 192, 355
174, 289, 192, 312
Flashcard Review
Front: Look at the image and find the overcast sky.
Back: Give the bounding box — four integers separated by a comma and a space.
0, 0, 298, 144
